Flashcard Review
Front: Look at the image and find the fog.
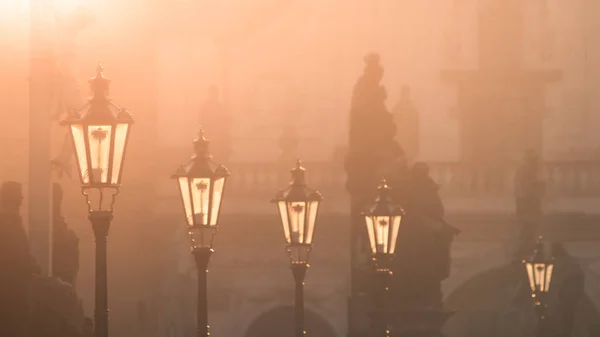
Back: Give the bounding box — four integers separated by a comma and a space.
0, 0, 599, 332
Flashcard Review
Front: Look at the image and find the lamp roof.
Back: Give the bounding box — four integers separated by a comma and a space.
272, 160, 322, 203
525, 236, 553, 264
363, 178, 404, 217
172, 129, 230, 179
60, 64, 134, 126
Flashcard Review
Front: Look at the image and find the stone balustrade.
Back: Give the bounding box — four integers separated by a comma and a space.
218, 160, 600, 198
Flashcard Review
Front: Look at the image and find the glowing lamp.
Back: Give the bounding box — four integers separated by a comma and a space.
363, 180, 405, 257
61, 64, 133, 187
172, 130, 230, 249
272, 160, 322, 264
524, 237, 554, 294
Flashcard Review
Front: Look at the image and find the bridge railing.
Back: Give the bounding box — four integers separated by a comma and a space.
221, 161, 600, 198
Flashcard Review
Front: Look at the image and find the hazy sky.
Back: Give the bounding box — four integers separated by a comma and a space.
0, 0, 599, 162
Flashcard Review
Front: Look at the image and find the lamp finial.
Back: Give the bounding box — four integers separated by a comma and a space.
193, 127, 211, 159
90, 63, 109, 99
291, 159, 306, 185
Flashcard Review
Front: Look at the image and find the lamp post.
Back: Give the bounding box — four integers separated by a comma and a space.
272, 160, 322, 337
172, 129, 230, 337
60, 64, 134, 337
363, 179, 404, 337
523, 236, 554, 337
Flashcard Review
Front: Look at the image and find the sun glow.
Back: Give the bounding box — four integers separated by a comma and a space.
0, 0, 88, 21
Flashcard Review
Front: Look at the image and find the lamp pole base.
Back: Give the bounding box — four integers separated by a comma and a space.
291, 263, 308, 337
89, 211, 113, 337
193, 247, 213, 337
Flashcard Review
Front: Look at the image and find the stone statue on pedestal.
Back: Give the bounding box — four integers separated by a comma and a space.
392, 86, 419, 164
0, 182, 85, 337
199, 85, 232, 163
346, 53, 402, 337
389, 163, 459, 337
0, 181, 39, 337
52, 183, 80, 286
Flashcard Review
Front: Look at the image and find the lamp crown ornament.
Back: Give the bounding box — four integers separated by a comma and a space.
90, 62, 109, 99
376, 178, 391, 198
291, 159, 306, 186
193, 128, 212, 160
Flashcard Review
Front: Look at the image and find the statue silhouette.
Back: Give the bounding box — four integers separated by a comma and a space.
199, 85, 232, 163
392, 85, 419, 164
392, 163, 459, 310
52, 183, 80, 286
0, 181, 39, 337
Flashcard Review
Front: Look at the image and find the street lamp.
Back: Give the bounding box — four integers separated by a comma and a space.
60, 64, 134, 337
523, 236, 554, 336
172, 129, 230, 337
363, 179, 404, 337
272, 160, 322, 337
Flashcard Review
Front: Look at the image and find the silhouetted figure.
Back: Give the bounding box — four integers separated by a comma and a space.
199, 85, 232, 162
347, 53, 402, 176
552, 243, 584, 337
393, 163, 459, 310
406, 163, 444, 220
0, 181, 39, 337
514, 150, 545, 259
29, 276, 84, 337
392, 85, 419, 164
346, 53, 402, 337
52, 183, 80, 286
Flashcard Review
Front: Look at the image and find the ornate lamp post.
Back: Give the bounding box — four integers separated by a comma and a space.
523, 236, 554, 337
272, 160, 322, 337
172, 129, 230, 337
363, 179, 404, 337
60, 64, 134, 337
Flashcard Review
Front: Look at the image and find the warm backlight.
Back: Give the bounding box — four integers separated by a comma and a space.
0, 0, 87, 20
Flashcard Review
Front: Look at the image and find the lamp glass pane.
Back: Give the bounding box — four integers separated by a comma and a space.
545, 264, 553, 292
278, 201, 291, 243
287, 201, 306, 244
87, 125, 113, 184
389, 215, 402, 254
209, 177, 225, 226
305, 200, 319, 244
374, 216, 390, 254
178, 177, 193, 226
534, 263, 545, 292
70, 125, 89, 184
526, 263, 535, 292
365, 216, 376, 254
110, 123, 129, 184
191, 178, 211, 226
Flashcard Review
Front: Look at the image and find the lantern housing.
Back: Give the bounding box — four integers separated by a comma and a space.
363, 179, 405, 257
524, 237, 554, 295
272, 160, 322, 264
60, 64, 134, 187
172, 130, 230, 249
